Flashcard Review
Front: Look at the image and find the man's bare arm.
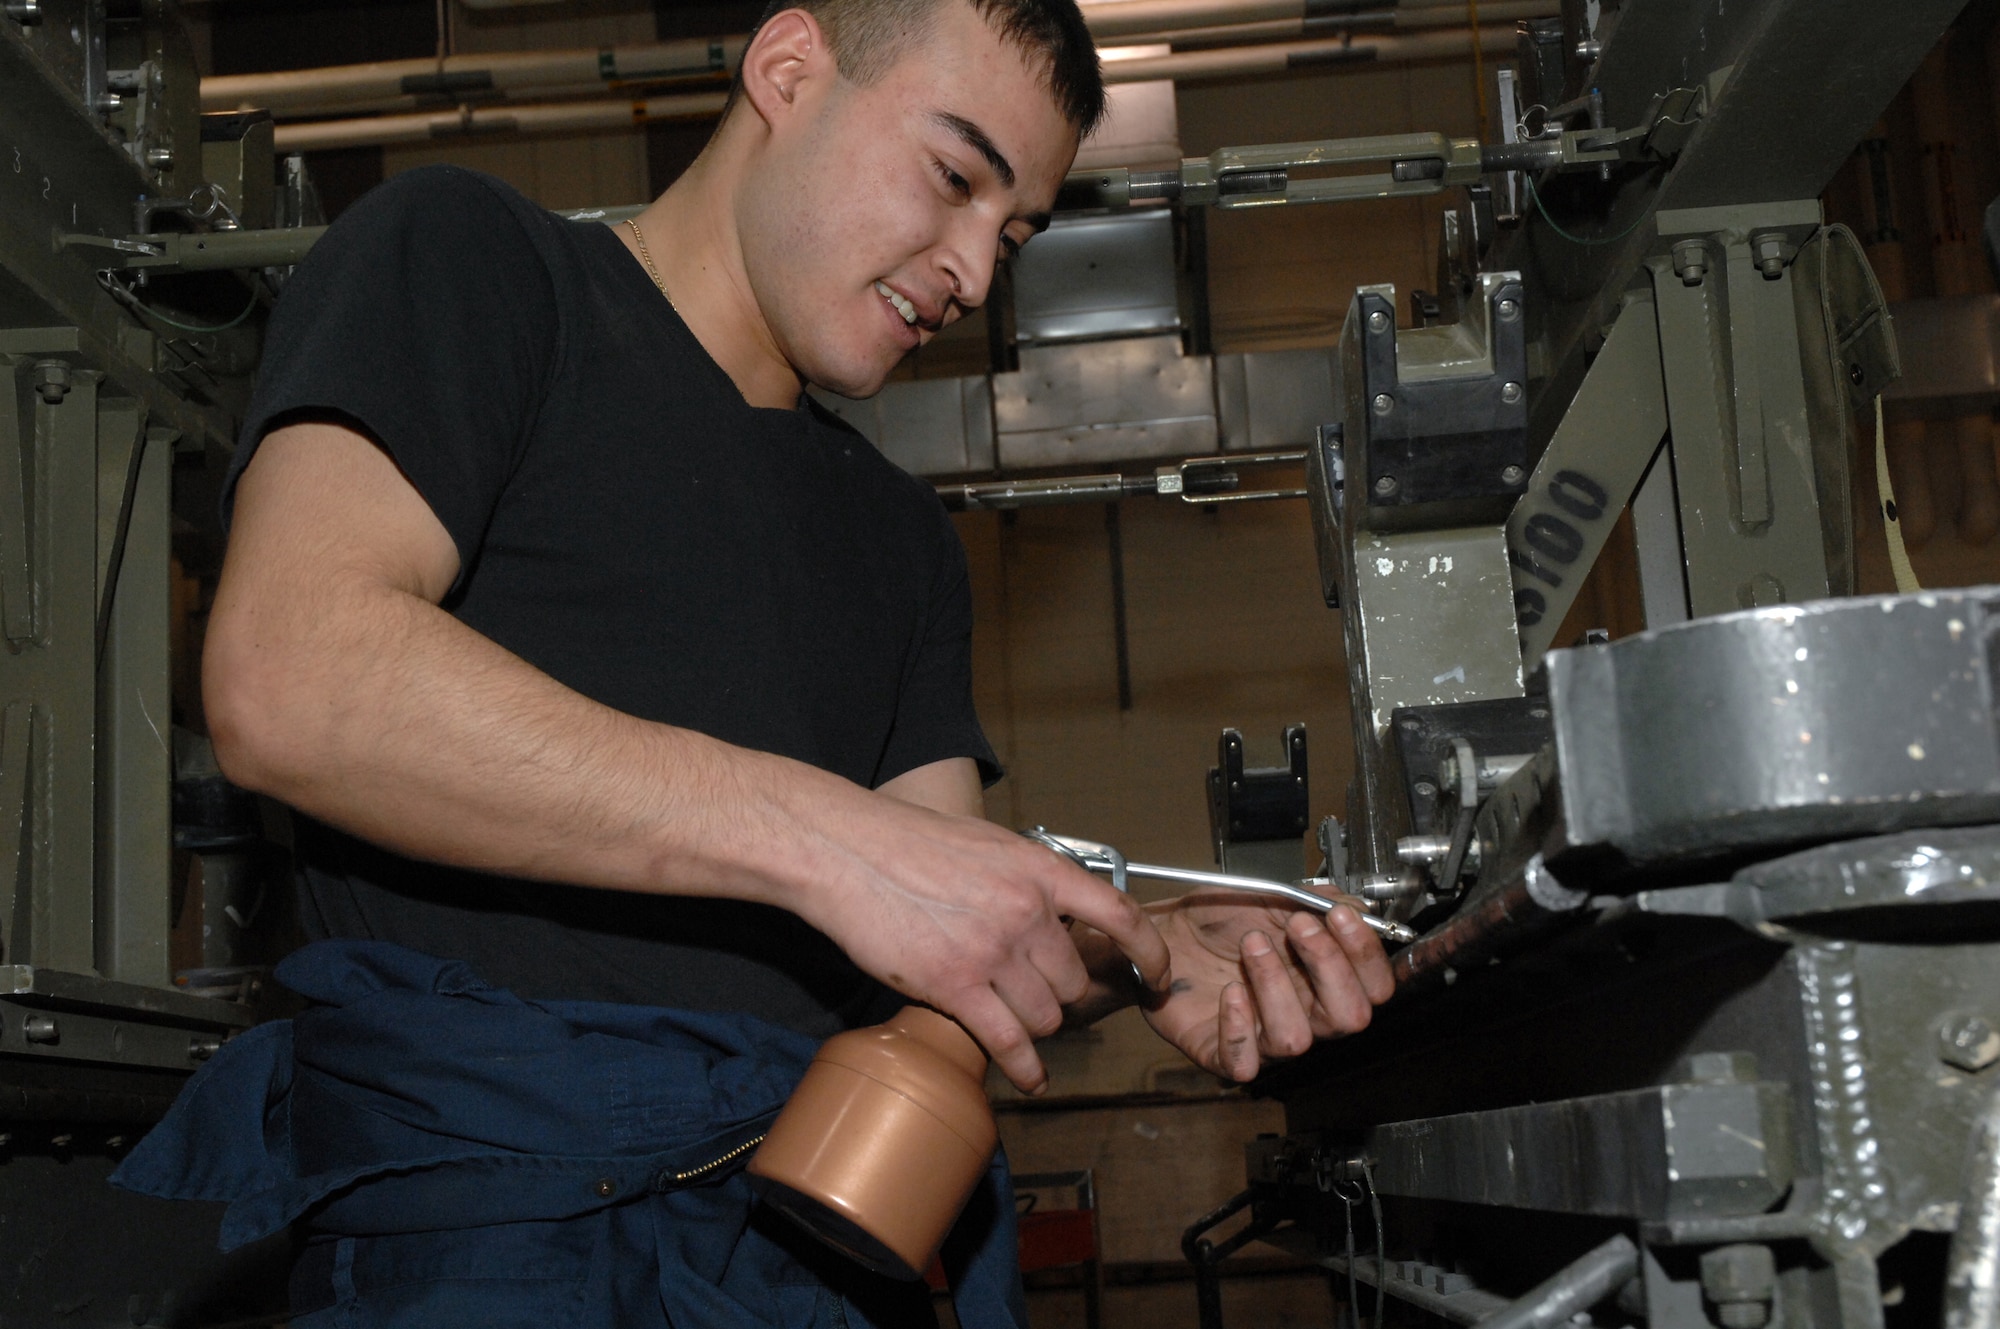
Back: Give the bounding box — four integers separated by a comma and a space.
876, 757, 984, 818
204, 422, 1168, 1092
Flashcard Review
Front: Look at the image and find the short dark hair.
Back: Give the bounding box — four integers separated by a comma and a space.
748, 0, 1106, 137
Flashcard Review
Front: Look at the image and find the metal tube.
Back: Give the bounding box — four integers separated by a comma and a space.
1117, 863, 1419, 943
936, 474, 1145, 512
201, 36, 745, 115
250, 27, 1513, 153
1478, 1236, 1639, 1329
1947, 1085, 2000, 1329
271, 90, 728, 154
1106, 0, 1555, 50
1391, 854, 1589, 989
203, 4, 1546, 120
1100, 26, 1520, 83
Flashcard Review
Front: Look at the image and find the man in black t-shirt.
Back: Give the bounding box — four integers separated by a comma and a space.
192, 0, 1395, 1316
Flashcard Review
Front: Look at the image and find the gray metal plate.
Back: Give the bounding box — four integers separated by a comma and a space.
1549, 590, 2000, 863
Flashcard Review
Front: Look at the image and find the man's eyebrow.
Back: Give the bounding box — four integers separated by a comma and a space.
932, 111, 1015, 190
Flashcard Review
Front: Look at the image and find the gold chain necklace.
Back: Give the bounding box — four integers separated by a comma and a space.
623, 217, 681, 317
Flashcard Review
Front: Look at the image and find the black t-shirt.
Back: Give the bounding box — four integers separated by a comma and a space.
225, 165, 999, 1036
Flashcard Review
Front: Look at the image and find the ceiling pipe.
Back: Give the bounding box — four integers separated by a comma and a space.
1098, 24, 1516, 81
203, 0, 1531, 119
1077, 0, 1497, 40
202, 35, 746, 116
1117, 0, 1552, 49
270, 25, 1506, 154
271, 90, 730, 153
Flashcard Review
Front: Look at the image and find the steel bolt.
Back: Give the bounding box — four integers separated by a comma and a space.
1939, 1012, 2000, 1073
1700, 1244, 1776, 1329
143, 146, 174, 171
1372, 392, 1395, 415
188, 1035, 221, 1062
1413, 780, 1438, 800
1671, 239, 1708, 287
1752, 233, 1790, 280
22, 1014, 58, 1044
1367, 309, 1391, 334
1500, 382, 1523, 404
1574, 38, 1602, 61
1500, 465, 1526, 486
1497, 298, 1521, 321
32, 360, 69, 405
1374, 474, 1399, 498
4, 0, 43, 22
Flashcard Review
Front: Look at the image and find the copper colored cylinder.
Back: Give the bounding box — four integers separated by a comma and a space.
748, 1006, 997, 1280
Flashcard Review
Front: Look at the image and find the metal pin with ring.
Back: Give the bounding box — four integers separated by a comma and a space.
1022, 828, 1418, 946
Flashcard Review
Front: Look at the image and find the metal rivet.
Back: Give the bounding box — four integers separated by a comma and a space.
1848, 363, 1866, 386
1500, 382, 1523, 404
1367, 310, 1390, 334
595, 1178, 616, 1198
1413, 781, 1437, 799
1374, 474, 1399, 497
1371, 393, 1394, 415
1497, 298, 1520, 321
23, 1014, 58, 1044
1501, 465, 1525, 485
49, 1133, 72, 1149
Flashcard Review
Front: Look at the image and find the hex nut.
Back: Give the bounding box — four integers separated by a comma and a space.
1751, 233, 1790, 280
1374, 474, 1399, 497
1671, 239, 1708, 287
1701, 1243, 1776, 1329
1939, 1013, 2000, 1073
32, 361, 69, 405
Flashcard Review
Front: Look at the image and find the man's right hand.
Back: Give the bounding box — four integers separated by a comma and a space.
788, 786, 1170, 1094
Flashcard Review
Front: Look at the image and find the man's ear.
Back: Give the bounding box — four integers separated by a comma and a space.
739, 8, 833, 128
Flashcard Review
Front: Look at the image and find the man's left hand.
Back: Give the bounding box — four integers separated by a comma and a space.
1138, 898, 1395, 1082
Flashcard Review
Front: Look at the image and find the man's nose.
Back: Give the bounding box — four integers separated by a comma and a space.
935, 223, 996, 314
